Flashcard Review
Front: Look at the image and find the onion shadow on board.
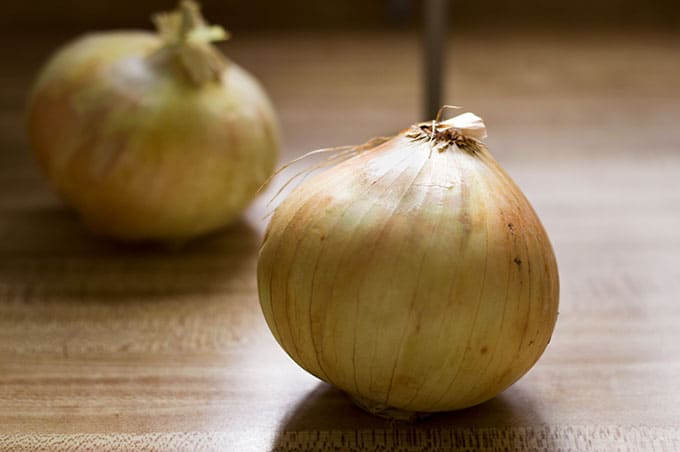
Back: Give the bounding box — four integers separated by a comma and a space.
0, 204, 260, 299
271, 382, 556, 452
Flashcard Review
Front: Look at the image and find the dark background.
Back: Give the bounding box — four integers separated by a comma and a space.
4, 0, 680, 32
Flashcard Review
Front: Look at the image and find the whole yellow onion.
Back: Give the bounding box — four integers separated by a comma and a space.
258, 112, 559, 419
27, 1, 279, 240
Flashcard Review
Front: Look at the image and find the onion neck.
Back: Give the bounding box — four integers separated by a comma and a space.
406, 122, 478, 153
151, 0, 229, 86
405, 112, 488, 153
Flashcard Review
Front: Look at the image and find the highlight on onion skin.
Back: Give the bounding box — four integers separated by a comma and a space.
27, 2, 279, 241
257, 113, 559, 419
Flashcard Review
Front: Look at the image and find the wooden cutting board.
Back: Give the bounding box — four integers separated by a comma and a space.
1, 31, 680, 451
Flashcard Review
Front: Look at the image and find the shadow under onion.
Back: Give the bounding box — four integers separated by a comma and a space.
0, 204, 260, 298
271, 382, 556, 452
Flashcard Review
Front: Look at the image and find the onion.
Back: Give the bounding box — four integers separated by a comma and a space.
27, 1, 279, 240
257, 112, 559, 419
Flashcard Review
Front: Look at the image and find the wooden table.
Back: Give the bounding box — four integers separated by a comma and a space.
1, 31, 679, 451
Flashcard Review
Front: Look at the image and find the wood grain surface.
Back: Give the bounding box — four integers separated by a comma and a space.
1, 31, 679, 451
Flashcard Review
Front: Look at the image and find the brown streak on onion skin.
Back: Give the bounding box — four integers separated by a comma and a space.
426, 161, 491, 410
315, 147, 425, 395
27, 87, 75, 184
259, 142, 415, 384
375, 151, 439, 406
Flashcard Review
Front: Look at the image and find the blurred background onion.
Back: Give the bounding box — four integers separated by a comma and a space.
26, 2, 279, 241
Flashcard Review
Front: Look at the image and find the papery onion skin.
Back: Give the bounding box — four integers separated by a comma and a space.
257, 126, 558, 415
28, 23, 279, 240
